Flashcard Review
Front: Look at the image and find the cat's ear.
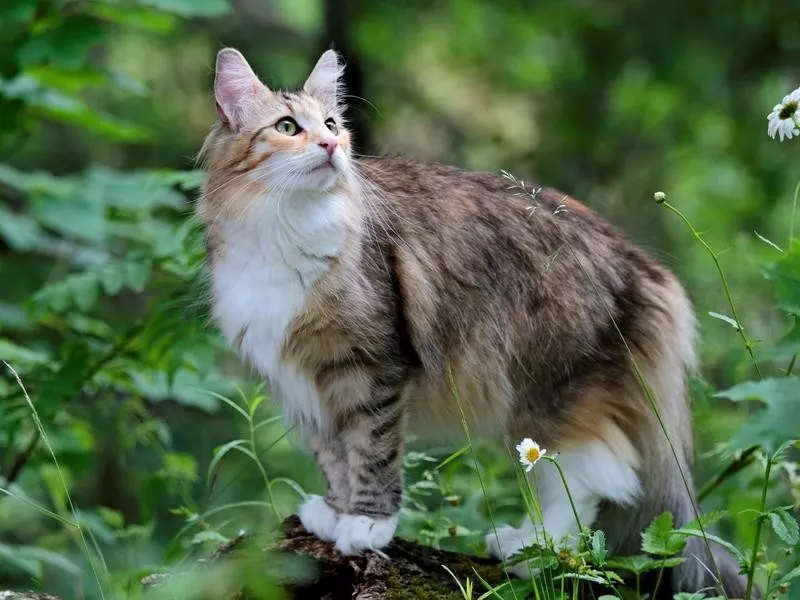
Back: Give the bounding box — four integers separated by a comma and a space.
214, 48, 266, 130
303, 50, 343, 107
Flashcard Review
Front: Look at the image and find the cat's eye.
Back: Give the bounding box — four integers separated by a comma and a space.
275, 117, 301, 136
324, 118, 339, 135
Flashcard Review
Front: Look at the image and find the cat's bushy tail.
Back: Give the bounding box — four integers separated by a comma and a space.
597, 274, 753, 598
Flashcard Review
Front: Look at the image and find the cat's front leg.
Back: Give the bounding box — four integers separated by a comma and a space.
298, 432, 350, 542
333, 394, 405, 555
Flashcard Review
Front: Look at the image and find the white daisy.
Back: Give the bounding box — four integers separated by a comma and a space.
516, 438, 547, 472
767, 87, 800, 141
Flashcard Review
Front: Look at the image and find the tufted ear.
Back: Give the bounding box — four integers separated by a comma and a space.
214, 48, 266, 130
303, 50, 343, 107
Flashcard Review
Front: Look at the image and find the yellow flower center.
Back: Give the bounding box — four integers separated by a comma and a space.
779, 100, 798, 120
526, 447, 540, 463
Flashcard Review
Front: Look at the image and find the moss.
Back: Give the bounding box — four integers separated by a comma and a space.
383, 557, 507, 600
384, 564, 464, 600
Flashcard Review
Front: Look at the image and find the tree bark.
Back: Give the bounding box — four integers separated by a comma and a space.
1, 516, 507, 600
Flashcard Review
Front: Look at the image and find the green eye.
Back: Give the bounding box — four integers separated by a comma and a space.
325, 118, 338, 135
275, 117, 300, 136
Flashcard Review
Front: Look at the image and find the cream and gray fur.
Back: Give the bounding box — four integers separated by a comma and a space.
198, 48, 749, 597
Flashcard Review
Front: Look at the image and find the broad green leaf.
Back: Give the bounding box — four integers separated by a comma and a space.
0, 542, 42, 577
0, 205, 44, 250
0, 74, 149, 140
673, 528, 747, 565
0, 339, 50, 365
768, 508, 800, 545
591, 530, 607, 565
764, 242, 800, 316
605, 554, 685, 574
37, 341, 93, 412
84, 3, 178, 33
681, 511, 726, 532
17, 17, 106, 70
0, 0, 37, 24
137, 0, 232, 18
715, 377, 800, 452
779, 565, 800, 585
641, 512, 686, 556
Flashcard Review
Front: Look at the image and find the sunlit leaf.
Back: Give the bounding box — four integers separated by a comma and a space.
768, 508, 800, 546
715, 377, 800, 453
641, 512, 686, 556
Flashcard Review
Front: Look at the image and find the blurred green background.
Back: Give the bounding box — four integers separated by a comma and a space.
1, 0, 799, 598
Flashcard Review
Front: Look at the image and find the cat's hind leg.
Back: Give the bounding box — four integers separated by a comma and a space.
487, 439, 641, 578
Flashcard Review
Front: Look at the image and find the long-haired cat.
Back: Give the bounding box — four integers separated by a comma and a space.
198, 48, 749, 597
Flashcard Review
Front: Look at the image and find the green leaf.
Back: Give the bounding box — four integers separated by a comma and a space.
591, 530, 607, 566
0, 205, 45, 250
768, 508, 800, 545
0, 542, 41, 577
37, 341, 94, 412
207, 439, 249, 487
641, 512, 686, 556
0, 339, 50, 365
779, 565, 800, 586
17, 17, 106, 70
190, 530, 230, 547
0, 74, 149, 141
715, 377, 800, 452
681, 511, 727, 532
84, 3, 178, 33
708, 311, 741, 331
605, 554, 685, 575
673, 528, 747, 565
764, 242, 800, 316
137, 0, 232, 18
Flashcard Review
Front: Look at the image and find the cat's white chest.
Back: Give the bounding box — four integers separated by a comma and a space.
209, 193, 348, 430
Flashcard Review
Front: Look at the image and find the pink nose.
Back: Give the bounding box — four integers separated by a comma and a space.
319, 139, 338, 158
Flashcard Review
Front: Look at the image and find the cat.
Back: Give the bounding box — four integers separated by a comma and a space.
197, 48, 750, 597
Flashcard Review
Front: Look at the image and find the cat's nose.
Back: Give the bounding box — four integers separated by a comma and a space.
319, 139, 338, 158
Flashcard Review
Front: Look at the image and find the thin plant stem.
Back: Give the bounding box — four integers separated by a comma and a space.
447, 365, 519, 600
698, 445, 758, 501
745, 456, 772, 600
789, 179, 800, 244
662, 201, 762, 380
249, 411, 281, 521
544, 456, 584, 536
786, 352, 798, 376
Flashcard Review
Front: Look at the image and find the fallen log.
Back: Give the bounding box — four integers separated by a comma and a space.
2, 516, 508, 600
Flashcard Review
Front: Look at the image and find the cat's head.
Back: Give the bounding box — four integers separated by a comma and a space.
202, 48, 352, 195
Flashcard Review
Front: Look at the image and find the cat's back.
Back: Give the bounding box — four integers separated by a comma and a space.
355, 155, 660, 286
357, 155, 618, 242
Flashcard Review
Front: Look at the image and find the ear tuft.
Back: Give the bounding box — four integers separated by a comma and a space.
214, 48, 265, 130
303, 50, 343, 107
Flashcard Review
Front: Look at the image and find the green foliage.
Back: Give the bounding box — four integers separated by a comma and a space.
715, 378, 800, 453
1, 1, 800, 599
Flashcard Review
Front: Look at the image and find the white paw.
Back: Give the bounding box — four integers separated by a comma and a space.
298, 495, 340, 542
486, 525, 535, 561
333, 513, 398, 555
486, 525, 547, 579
